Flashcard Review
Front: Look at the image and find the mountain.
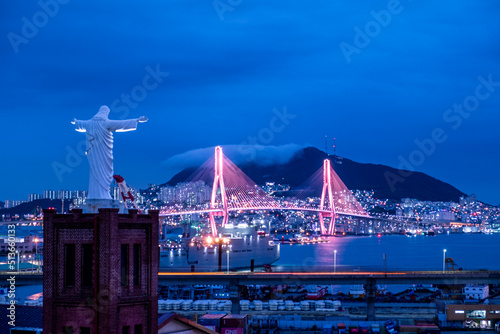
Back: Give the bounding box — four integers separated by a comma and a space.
166, 147, 466, 202
0, 199, 71, 218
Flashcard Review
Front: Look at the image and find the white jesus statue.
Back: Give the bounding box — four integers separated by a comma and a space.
72, 105, 148, 201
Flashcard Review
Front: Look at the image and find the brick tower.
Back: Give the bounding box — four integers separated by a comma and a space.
43, 208, 159, 334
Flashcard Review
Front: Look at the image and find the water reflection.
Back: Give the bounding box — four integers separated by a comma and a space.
275, 233, 500, 271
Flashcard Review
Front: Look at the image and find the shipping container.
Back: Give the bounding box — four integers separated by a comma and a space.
418, 327, 440, 334
221, 327, 244, 334
399, 325, 439, 334
204, 325, 217, 332
199, 313, 226, 332
323, 325, 334, 334
399, 326, 419, 332
359, 324, 369, 334
222, 314, 248, 329
371, 324, 381, 333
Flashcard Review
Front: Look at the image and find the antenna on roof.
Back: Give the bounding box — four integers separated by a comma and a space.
333, 137, 336, 157
325, 135, 329, 156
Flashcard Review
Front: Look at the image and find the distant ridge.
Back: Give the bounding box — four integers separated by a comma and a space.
0, 199, 70, 217
166, 146, 466, 202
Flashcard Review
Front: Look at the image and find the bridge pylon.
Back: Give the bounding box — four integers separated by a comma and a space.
319, 159, 336, 235
209, 146, 228, 236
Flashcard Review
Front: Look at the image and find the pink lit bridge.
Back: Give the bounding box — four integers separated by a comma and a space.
160, 146, 370, 236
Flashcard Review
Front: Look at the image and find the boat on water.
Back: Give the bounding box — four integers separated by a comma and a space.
349, 285, 365, 298
275, 233, 328, 244
159, 223, 280, 271
334, 230, 346, 237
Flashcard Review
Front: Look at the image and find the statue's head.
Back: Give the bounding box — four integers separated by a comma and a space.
93, 105, 110, 120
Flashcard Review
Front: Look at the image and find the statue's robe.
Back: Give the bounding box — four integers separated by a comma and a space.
74, 118, 138, 200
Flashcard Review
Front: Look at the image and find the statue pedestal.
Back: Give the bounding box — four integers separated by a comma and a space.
84, 199, 125, 213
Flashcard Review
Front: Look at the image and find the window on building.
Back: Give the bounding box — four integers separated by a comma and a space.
64, 244, 76, 287
455, 310, 465, 314
82, 244, 93, 288
134, 324, 143, 334
467, 310, 486, 319
121, 244, 129, 286
122, 326, 130, 334
80, 327, 91, 334
63, 326, 74, 334
133, 244, 141, 286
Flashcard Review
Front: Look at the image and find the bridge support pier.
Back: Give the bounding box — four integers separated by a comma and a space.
229, 280, 241, 314
365, 277, 377, 321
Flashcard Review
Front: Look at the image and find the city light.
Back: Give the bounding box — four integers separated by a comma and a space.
34, 237, 39, 272
334, 250, 337, 273
160, 148, 370, 237
443, 249, 447, 273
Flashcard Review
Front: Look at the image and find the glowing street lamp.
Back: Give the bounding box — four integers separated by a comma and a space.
217, 238, 230, 272
34, 237, 39, 273
334, 250, 337, 273
442, 249, 447, 273
16, 251, 19, 273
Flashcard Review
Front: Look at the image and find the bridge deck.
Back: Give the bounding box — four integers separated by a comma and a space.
161, 207, 371, 218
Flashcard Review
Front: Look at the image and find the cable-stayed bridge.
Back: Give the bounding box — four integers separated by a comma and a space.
160, 146, 370, 236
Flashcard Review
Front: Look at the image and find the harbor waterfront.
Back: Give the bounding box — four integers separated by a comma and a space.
274, 233, 500, 272
3, 214, 500, 330
3, 232, 500, 281
3, 229, 500, 275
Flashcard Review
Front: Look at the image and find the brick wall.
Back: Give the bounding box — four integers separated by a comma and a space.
43, 208, 159, 334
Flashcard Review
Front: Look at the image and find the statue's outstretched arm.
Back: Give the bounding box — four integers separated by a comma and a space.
73, 119, 89, 132
107, 118, 147, 132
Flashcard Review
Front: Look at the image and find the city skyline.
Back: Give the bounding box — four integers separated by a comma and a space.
1, 1, 500, 204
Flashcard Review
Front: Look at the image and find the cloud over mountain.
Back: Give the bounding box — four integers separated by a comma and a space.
162, 143, 306, 171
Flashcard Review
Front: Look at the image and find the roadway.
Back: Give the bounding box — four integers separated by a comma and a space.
157, 270, 500, 285
3, 270, 500, 286
160, 207, 371, 218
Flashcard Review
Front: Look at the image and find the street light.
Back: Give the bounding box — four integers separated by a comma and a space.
334, 250, 337, 273
443, 249, 447, 273
216, 238, 230, 272
34, 237, 39, 273
227, 249, 230, 274
16, 251, 19, 273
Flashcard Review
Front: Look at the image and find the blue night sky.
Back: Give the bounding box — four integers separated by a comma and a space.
1, 1, 500, 205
